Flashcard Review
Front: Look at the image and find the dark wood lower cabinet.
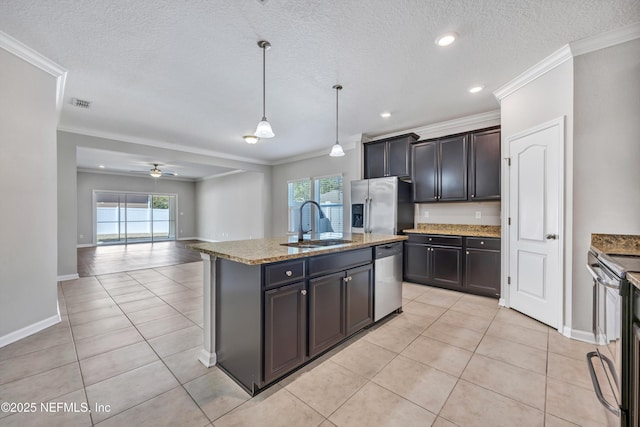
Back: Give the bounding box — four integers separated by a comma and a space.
263, 282, 307, 383
430, 246, 462, 289
404, 234, 501, 298
464, 248, 501, 297
308, 272, 345, 358
345, 264, 374, 335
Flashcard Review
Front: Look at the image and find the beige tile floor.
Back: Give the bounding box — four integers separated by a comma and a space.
0, 264, 618, 427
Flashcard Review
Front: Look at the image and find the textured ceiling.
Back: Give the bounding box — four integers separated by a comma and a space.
1, 0, 639, 165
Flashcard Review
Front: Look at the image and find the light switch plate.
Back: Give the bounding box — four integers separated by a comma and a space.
475, 211, 481, 219
423, 211, 429, 218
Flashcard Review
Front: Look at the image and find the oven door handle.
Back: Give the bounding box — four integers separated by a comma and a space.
586, 351, 620, 416
586, 264, 620, 290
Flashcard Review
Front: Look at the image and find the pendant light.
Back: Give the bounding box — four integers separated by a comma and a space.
329, 84, 345, 157
254, 40, 275, 139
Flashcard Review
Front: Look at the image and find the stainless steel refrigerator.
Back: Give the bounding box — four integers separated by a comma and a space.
350, 177, 414, 235
350, 177, 414, 321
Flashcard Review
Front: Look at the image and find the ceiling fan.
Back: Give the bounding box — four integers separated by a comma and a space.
129, 163, 178, 178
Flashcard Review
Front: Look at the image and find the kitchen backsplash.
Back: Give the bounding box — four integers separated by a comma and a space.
414, 201, 501, 226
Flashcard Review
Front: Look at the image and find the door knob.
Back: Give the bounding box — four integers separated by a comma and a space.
545, 234, 558, 240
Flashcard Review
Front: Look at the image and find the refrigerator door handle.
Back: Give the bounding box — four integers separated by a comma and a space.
367, 197, 373, 233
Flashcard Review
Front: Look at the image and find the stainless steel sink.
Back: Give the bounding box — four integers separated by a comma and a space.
281, 239, 352, 249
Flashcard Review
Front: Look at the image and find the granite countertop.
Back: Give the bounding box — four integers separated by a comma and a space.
628, 272, 640, 290
403, 223, 501, 238
590, 233, 640, 257
189, 233, 407, 265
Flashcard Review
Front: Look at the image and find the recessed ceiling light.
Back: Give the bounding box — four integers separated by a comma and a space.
469, 85, 484, 93
380, 112, 391, 118
98, 165, 105, 168
435, 32, 457, 47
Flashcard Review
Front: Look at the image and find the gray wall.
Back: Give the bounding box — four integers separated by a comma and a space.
572, 39, 640, 332
0, 48, 59, 340
57, 140, 77, 277
77, 172, 197, 244
500, 58, 574, 331
196, 171, 269, 241
271, 147, 360, 237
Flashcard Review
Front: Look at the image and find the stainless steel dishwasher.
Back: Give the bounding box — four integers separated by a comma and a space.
374, 242, 403, 321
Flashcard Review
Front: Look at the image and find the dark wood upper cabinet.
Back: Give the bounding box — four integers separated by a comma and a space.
438, 134, 468, 201
411, 135, 466, 202
411, 126, 500, 203
411, 141, 438, 202
363, 141, 386, 179
364, 133, 418, 179
469, 127, 501, 201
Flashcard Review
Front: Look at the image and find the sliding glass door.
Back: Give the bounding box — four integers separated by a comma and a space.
95, 192, 176, 245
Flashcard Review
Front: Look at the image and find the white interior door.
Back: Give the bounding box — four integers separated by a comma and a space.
508, 118, 564, 329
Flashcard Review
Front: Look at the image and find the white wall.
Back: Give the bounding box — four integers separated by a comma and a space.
77, 172, 197, 244
572, 39, 640, 332
271, 147, 360, 237
0, 48, 59, 342
415, 202, 501, 226
196, 171, 268, 241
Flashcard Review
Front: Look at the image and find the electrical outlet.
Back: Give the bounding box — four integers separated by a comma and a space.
475, 211, 482, 219
423, 211, 429, 218
79, 234, 84, 239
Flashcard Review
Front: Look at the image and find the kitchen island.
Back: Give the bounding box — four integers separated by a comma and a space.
189, 233, 407, 395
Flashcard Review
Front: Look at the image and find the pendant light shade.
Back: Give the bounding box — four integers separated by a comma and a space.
329, 84, 345, 157
254, 40, 275, 139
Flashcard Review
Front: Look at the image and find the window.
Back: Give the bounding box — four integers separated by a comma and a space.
287, 175, 343, 234
95, 191, 177, 245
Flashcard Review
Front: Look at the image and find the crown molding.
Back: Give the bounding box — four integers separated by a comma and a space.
270, 140, 357, 166
198, 169, 246, 182
366, 110, 501, 141
0, 31, 67, 113
494, 23, 640, 102
76, 167, 197, 182
493, 45, 572, 102
570, 22, 640, 56
58, 126, 272, 166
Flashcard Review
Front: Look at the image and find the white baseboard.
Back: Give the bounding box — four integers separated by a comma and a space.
178, 237, 198, 241
0, 311, 62, 348
57, 273, 79, 281
562, 326, 597, 344
195, 237, 219, 243
77, 243, 95, 248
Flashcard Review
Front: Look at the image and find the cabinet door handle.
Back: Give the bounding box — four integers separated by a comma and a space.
466, 251, 470, 255
471, 194, 475, 198
285, 270, 293, 277
300, 290, 307, 295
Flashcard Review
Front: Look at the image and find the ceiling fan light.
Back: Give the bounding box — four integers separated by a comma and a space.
243, 135, 260, 144
150, 170, 162, 178
254, 119, 275, 138
329, 142, 345, 157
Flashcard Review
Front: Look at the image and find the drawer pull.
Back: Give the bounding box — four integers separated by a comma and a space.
466, 251, 469, 255
285, 270, 293, 277
429, 238, 432, 241
480, 241, 484, 245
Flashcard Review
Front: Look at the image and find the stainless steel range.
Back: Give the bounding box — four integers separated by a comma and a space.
586, 250, 640, 426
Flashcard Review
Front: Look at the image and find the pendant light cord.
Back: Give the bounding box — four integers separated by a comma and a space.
262, 44, 266, 120
335, 87, 339, 143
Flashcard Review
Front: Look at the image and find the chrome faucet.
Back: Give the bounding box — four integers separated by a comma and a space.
298, 200, 327, 242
